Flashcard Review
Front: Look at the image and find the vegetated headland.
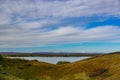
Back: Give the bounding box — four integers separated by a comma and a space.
0, 52, 101, 57
0, 52, 120, 80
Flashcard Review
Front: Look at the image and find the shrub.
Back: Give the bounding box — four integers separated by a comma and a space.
89, 68, 108, 77
0, 55, 4, 61
56, 61, 70, 65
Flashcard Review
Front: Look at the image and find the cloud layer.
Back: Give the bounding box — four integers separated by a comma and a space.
0, 0, 120, 24
0, 0, 120, 48
0, 25, 120, 48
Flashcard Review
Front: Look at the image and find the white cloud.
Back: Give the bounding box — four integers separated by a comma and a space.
0, 0, 119, 25
0, 25, 120, 48
43, 27, 80, 37
0, 0, 120, 22
0, 13, 11, 25
0, 0, 120, 48
18, 22, 43, 30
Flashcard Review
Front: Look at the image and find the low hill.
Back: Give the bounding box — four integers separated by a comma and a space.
0, 52, 120, 80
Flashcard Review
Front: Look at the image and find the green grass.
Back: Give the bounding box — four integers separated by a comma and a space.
0, 52, 120, 80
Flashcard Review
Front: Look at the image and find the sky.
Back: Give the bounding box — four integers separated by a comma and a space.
0, 0, 120, 53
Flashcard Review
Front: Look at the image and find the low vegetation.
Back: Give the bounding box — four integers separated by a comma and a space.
0, 52, 120, 80
56, 61, 70, 65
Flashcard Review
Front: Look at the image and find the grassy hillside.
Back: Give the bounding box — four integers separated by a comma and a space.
59, 53, 120, 80
0, 52, 120, 80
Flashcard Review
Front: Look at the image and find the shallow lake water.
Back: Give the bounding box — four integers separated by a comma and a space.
9, 57, 90, 64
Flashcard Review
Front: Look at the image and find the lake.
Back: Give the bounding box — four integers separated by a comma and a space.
9, 57, 90, 64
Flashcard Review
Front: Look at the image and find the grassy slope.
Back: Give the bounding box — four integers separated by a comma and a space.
60, 53, 120, 80
0, 52, 120, 80
0, 58, 58, 80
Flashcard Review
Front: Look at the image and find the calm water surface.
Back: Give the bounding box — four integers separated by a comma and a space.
9, 57, 90, 64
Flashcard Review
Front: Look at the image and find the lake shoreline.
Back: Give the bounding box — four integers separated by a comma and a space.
8, 56, 90, 64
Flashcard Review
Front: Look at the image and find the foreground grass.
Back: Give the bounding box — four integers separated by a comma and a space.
0, 52, 120, 80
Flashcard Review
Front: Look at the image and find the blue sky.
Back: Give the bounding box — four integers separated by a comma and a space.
0, 0, 120, 53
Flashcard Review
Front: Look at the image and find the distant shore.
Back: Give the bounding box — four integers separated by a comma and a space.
0, 52, 101, 57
